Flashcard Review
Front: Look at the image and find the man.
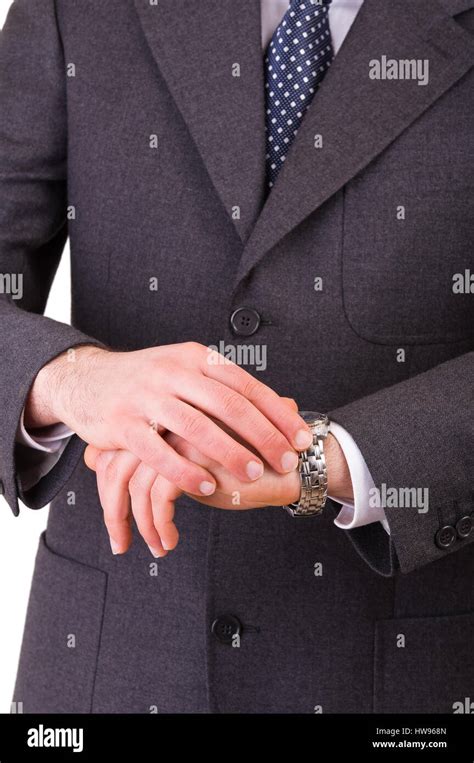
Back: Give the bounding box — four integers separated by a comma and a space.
0, 0, 472, 714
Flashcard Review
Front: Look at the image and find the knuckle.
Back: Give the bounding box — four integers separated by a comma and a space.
139, 527, 158, 547
103, 459, 120, 484
220, 390, 248, 419
180, 412, 204, 440
240, 376, 264, 401
257, 427, 284, 452
128, 473, 147, 497
184, 340, 202, 354
139, 523, 156, 542
103, 516, 125, 535
220, 440, 244, 467
156, 523, 174, 542
167, 465, 190, 488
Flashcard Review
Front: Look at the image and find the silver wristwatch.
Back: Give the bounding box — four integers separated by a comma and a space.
284, 411, 329, 518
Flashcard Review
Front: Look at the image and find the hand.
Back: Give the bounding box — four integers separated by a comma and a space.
84, 436, 301, 557
160, 425, 352, 511
84, 400, 353, 558
83, 397, 301, 557
84, 430, 300, 559
165, 428, 353, 510
25, 342, 313, 498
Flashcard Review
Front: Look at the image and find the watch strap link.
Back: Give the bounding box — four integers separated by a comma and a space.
285, 416, 328, 518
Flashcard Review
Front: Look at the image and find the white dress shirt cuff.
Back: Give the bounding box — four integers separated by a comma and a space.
15, 409, 74, 491
16, 409, 74, 453
328, 421, 390, 534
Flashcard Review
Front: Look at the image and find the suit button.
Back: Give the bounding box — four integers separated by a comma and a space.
435, 525, 456, 549
456, 515, 473, 539
211, 614, 242, 645
230, 307, 261, 336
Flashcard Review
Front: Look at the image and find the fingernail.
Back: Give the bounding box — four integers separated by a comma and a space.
110, 538, 120, 555
281, 451, 299, 472
295, 429, 313, 449
246, 460, 264, 480
200, 481, 216, 495
148, 546, 166, 558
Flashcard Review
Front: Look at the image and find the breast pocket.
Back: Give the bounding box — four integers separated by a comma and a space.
342, 167, 474, 346
374, 611, 474, 713
12, 532, 107, 713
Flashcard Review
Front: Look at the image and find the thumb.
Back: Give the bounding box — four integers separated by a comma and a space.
84, 444, 103, 471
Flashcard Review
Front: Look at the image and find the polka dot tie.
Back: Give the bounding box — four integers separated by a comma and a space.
264, 0, 334, 189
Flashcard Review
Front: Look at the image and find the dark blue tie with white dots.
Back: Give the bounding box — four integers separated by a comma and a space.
264, 0, 334, 189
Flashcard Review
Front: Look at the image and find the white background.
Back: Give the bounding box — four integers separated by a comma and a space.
0, 0, 72, 712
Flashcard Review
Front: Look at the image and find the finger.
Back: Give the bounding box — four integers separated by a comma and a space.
84, 444, 102, 471
129, 462, 168, 558
165, 430, 207, 463
173, 375, 301, 475
282, 397, 298, 412
201, 357, 313, 452
150, 476, 181, 551
123, 419, 217, 496
150, 397, 265, 482
96, 450, 137, 555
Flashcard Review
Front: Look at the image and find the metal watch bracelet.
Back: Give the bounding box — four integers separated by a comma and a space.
284, 412, 329, 518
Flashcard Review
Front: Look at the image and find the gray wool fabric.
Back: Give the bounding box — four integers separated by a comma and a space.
0, 0, 473, 713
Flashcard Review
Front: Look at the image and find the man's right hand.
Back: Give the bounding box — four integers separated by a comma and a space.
25, 342, 313, 497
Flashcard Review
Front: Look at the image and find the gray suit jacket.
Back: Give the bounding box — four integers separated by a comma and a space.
1, 0, 473, 713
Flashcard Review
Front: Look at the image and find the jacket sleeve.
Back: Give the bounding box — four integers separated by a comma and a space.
329, 352, 474, 576
0, 0, 103, 517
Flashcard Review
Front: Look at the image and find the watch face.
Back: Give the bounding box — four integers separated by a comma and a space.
299, 411, 327, 424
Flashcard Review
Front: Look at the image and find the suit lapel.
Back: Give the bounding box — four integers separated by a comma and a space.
132, 0, 266, 243
234, 0, 474, 288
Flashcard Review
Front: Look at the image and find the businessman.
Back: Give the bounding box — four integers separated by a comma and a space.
1, 0, 473, 714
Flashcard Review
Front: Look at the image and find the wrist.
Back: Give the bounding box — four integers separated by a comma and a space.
325, 433, 354, 503
24, 345, 105, 429
285, 468, 301, 505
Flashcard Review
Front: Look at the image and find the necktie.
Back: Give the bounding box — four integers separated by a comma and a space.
264, 0, 334, 189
